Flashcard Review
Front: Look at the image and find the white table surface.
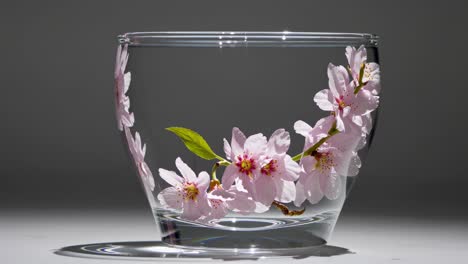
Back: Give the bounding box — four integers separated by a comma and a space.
2, 209, 467, 263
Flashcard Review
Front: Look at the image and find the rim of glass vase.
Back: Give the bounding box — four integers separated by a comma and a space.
117, 31, 379, 47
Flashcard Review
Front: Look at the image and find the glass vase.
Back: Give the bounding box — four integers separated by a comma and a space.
115, 31, 381, 257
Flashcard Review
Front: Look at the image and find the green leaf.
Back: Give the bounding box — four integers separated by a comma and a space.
166, 127, 221, 160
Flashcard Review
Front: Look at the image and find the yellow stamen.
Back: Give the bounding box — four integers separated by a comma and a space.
184, 183, 199, 201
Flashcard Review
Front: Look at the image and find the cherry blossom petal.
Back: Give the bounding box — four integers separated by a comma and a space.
346, 45, 367, 79
327, 63, 350, 98
121, 96, 130, 109
196, 193, 212, 216
361, 113, 373, 135
120, 111, 134, 129
294, 171, 324, 206
333, 149, 361, 177
267, 129, 290, 155
142, 143, 147, 158
244, 133, 267, 155
364, 90, 380, 113
206, 198, 229, 221
157, 187, 183, 210
347, 154, 361, 177
117, 44, 129, 75
294, 180, 307, 207
221, 165, 238, 188
121, 51, 129, 74
147, 173, 155, 191
116, 115, 123, 131
315, 115, 334, 129
134, 132, 143, 157
140, 162, 155, 191
335, 113, 346, 132
196, 171, 210, 192
329, 128, 363, 153
114, 45, 125, 78
282, 155, 301, 181
115, 75, 124, 94
124, 127, 135, 155
175, 157, 197, 182
212, 181, 256, 214
181, 201, 203, 221
319, 172, 342, 200
305, 171, 325, 204
158, 168, 183, 187
353, 89, 379, 115
365, 81, 381, 96
117, 102, 133, 130
114, 44, 134, 131
230, 127, 246, 157
123, 72, 131, 93
310, 116, 335, 140
223, 138, 232, 160
332, 151, 351, 176
362, 62, 380, 91
227, 193, 256, 213
342, 105, 351, 117
294, 120, 313, 137
259, 156, 273, 168
274, 179, 296, 203
254, 201, 270, 213
313, 89, 334, 111
254, 176, 276, 206
234, 178, 248, 192
301, 156, 317, 173
240, 175, 256, 196
211, 187, 235, 199
352, 115, 363, 127
318, 169, 332, 193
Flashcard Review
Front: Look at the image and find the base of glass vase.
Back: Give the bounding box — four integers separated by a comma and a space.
55, 212, 350, 260
55, 240, 352, 260
157, 209, 340, 249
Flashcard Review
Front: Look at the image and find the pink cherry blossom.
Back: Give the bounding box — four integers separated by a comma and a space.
157, 157, 211, 221
346, 45, 366, 82
345, 45, 381, 95
222, 128, 301, 207
293, 116, 361, 206
203, 194, 229, 222
258, 129, 302, 205
125, 127, 155, 191
313, 63, 379, 131
114, 44, 134, 131
202, 181, 257, 222
221, 128, 266, 194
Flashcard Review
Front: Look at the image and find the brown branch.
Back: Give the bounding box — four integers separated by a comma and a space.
272, 200, 305, 216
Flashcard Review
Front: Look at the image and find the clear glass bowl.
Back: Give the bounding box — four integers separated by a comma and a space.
114, 31, 381, 257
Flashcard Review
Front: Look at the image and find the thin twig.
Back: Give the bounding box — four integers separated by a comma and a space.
272, 200, 305, 216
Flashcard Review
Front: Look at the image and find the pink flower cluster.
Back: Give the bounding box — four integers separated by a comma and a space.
157, 157, 256, 221
115, 44, 155, 191
115, 44, 134, 131
156, 45, 381, 222
158, 128, 301, 222
296, 46, 380, 205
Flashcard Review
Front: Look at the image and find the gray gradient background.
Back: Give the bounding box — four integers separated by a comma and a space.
2, 0, 467, 221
